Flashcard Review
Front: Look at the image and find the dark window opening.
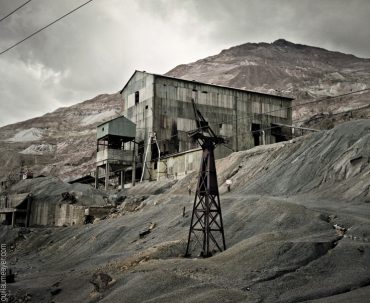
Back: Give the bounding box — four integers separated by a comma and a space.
219, 123, 223, 129
138, 140, 144, 161
251, 123, 261, 146
271, 124, 289, 142
151, 142, 159, 160
170, 122, 179, 154
135, 91, 139, 105
202, 91, 208, 94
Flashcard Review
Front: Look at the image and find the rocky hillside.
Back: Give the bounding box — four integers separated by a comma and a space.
3, 120, 370, 302
0, 93, 122, 181
0, 39, 369, 181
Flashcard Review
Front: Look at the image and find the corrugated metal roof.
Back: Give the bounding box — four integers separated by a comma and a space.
119, 70, 294, 100
9, 193, 30, 208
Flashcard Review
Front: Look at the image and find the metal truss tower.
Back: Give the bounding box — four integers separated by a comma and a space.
185, 100, 226, 257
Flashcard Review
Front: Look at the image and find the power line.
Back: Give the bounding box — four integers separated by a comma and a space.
0, 0, 94, 56
0, 0, 32, 23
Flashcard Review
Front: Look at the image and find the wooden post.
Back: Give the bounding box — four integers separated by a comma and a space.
25, 195, 32, 227
11, 212, 15, 227
132, 142, 136, 187
120, 170, 124, 188
95, 140, 99, 189
105, 162, 109, 190
234, 96, 238, 152
95, 166, 99, 189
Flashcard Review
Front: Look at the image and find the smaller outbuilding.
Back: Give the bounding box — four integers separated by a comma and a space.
95, 116, 136, 190
0, 193, 31, 227
1, 177, 112, 227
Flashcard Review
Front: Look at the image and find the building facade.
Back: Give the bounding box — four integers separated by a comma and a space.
120, 71, 293, 180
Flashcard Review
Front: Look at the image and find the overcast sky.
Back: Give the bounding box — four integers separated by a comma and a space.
0, 0, 369, 127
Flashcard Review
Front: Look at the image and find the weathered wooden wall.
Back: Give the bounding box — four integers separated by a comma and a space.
121, 71, 292, 180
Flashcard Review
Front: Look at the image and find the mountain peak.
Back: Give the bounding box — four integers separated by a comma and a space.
272, 39, 295, 47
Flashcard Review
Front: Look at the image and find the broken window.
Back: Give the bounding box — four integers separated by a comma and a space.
251, 123, 261, 146
135, 91, 139, 105
151, 141, 159, 160
271, 124, 290, 142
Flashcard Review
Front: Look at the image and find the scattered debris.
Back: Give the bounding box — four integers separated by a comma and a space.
50, 288, 62, 296
139, 229, 151, 238
115, 195, 126, 205
357, 246, 365, 253
61, 192, 77, 204
139, 222, 157, 239
121, 196, 148, 212
333, 224, 347, 236
226, 179, 232, 192
90, 272, 114, 292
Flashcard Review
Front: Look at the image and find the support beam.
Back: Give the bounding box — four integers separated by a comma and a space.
105, 162, 109, 190
140, 133, 152, 182
25, 195, 32, 227
95, 166, 99, 189
11, 212, 15, 227
120, 170, 124, 188
132, 143, 136, 187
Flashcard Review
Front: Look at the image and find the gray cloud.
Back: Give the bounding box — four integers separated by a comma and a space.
0, 0, 369, 126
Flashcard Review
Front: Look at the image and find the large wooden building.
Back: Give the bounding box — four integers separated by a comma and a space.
120, 71, 293, 180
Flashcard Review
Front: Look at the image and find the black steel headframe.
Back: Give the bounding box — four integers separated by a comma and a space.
185, 99, 226, 257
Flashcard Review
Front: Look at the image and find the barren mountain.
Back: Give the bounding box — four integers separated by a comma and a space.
0, 93, 122, 181
167, 39, 370, 128
0, 39, 369, 181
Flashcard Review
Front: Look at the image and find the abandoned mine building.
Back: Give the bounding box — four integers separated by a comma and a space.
95, 70, 293, 188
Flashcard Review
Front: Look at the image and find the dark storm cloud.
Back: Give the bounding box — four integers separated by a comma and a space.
0, 0, 369, 126
140, 0, 370, 57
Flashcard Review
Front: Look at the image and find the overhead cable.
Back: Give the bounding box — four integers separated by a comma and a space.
0, 0, 94, 56
0, 0, 32, 23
